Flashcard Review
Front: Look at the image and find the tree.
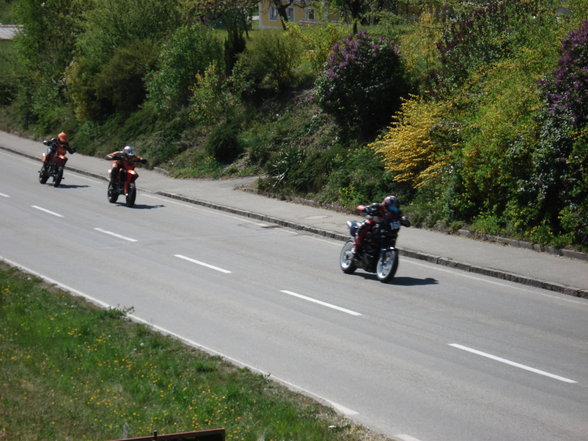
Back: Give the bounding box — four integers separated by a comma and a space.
267, 0, 313, 31
179, 0, 258, 35
14, 0, 87, 79
66, 0, 180, 119
180, 0, 257, 76
146, 24, 224, 111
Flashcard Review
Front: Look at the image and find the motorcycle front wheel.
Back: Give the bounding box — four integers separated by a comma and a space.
53, 166, 64, 187
126, 183, 136, 207
39, 166, 49, 184
339, 239, 357, 274
107, 182, 118, 203
377, 248, 399, 283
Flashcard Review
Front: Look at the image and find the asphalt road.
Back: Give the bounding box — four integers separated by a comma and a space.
1, 149, 587, 441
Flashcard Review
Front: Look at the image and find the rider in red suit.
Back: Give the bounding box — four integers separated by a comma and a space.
353, 194, 410, 255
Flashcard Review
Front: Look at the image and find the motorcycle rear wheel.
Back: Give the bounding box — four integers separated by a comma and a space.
339, 239, 357, 274
126, 183, 136, 207
107, 182, 119, 203
377, 249, 399, 283
53, 166, 64, 187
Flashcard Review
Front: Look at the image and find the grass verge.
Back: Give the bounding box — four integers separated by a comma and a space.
0, 262, 389, 441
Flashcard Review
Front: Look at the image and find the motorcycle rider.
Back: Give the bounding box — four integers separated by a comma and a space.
43, 132, 75, 165
352, 194, 410, 256
106, 145, 146, 188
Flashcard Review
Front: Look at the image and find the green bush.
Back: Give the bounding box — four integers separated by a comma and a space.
95, 39, 159, 114
146, 24, 224, 111
190, 62, 241, 126
436, 0, 544, 88
67, 0, 179, 120
288, 23, 349, 74
321, 146, 400, 210
205, 119, 243, 164
0, 41, 18, 105
232, 29, 303, 95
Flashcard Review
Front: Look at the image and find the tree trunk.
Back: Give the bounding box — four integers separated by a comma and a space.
272, 0, 294, 30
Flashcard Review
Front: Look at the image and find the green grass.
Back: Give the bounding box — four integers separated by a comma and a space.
0, 263, 388, 441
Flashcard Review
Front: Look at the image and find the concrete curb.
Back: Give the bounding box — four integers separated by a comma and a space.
3, 144, 587, 299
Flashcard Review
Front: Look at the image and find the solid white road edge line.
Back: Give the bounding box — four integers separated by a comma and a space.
129, 314, 359, 417
280, 289, 362, 317
449, 343, 577, 384
32, 205, 64, 218
94, 227, 138, 242
0, 255, 358, 418
174, 254, 232, 274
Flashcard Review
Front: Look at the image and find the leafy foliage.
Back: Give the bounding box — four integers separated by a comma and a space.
541, 20, 588, 127
95, 39, 159, 114
2, 0, 588, 250
146, 24, 224, 112
435, 0, 543, 88
66, 0, 180, 120
529, 20, 588, 246
205, 119, 243, 164
179, 0, 258, 19
13, 0, 86, 80
287, 23, 349, 74
232, 29, 303, 95
315, 30, 407, 136
190, 62, 240, 126
321, 146, 398, 210
11, 0, 88, 129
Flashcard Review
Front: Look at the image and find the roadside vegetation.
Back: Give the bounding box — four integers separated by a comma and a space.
0, 263, 388, 441
0, 0, 587, 251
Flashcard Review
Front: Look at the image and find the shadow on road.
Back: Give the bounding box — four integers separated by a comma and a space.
391, 276, 438, 286
117, 203, 165, 210
347, 272, 438, 286
54, 184, 90, 189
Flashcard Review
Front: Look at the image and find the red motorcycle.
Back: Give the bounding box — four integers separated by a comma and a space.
106, 155, 146, 207
39, 141, 73, 187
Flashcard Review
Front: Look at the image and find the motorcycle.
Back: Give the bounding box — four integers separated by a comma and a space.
106, 156, 145, 207
38, 141, 72, 187
339, 204, 410, 283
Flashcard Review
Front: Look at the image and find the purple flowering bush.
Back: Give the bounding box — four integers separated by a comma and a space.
542, 20, 588, 127
315, 30, 406, 137
530, 20, 588, 246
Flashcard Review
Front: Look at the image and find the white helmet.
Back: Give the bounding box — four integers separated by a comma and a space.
123, 145, 134, 156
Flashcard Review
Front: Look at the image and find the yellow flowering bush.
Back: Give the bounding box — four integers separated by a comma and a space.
370, 95, 452, 189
